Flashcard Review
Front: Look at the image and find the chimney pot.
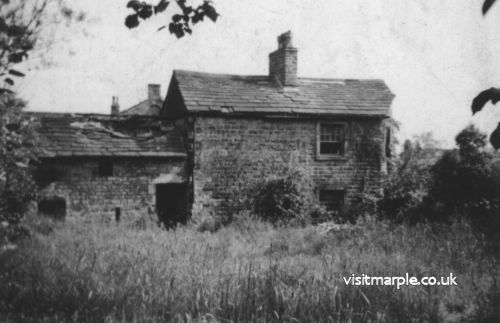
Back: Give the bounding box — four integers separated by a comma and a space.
148, 84, 161, 107
111, 96, 120, 115
269, 30, 298, 86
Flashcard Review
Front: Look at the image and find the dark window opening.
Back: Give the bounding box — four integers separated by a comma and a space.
98, 160, 113, 177
115, 207, 121, 223
385, 127, 392, 158
38, 197, 66, 219
319, 123, 345, 155
319, 189, 344, 214
156, 183, 188, 229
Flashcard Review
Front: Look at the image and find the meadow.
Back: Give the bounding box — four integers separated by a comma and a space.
0, 213, 499, 323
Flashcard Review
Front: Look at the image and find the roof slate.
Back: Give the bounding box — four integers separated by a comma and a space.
120, 100, 161, 116
33, 113, 186, 158
171, 70, 394, 117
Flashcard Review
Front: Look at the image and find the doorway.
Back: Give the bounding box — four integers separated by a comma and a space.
156, 183, 187, 228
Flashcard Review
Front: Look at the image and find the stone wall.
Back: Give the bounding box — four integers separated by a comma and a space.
191, 116, 389, 219
37, 157, 186, 221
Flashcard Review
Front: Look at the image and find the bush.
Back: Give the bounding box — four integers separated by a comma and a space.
429, 125, 500, 239
379, 126, 500, 244
378, 138, 438, 223
252, 171, 307, 224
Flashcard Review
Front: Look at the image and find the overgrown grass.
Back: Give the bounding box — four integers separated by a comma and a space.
0, 214, 499, 322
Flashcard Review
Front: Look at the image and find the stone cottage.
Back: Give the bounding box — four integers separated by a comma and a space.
34, 112, 189, 227
161, 31, 395, 220
35, 31, 394, 225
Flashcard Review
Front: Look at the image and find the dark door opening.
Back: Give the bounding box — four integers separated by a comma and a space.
156, 183, 187, 229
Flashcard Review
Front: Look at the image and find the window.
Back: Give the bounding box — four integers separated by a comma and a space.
318, 123, 345, 156
385, 127, 392, 158
98, 160, 113, 177
38, 197, 66, 219
319, 189, 344, 214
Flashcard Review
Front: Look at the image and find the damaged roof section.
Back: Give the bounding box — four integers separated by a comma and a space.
33, 113, 187, 158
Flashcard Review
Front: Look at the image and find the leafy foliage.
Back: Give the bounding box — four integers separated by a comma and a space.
0, 1, 65, 242
471, 88, 500, 115
429, 125, 500, 237
0, 1, 63, 92
0, 95, 37, 228
125, 0, 219, 38
378, 138, 439, 223
380, 126, 500, 244
483, 0, 497, 15
251, 171, 309, 224
473, 1, 500, 149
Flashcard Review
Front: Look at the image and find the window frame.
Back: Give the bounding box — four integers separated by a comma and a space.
316, 121, 347, 160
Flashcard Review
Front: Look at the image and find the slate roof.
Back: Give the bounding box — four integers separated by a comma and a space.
120, 100, 160, 116
167, 70, 394, 117
33, 113, 186, 158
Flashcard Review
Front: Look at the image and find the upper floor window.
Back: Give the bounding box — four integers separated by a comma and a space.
318, 123, 345, 157
98, 160, 113, 177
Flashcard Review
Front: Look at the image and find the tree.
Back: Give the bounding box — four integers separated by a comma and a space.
0, 1, 77, 241
124, 0, 219, 38
378, 135, 441, 223
429, 125, 500, 236
0, 96, 37, 226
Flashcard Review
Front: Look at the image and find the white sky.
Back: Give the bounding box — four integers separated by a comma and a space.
16, 0, 500, 147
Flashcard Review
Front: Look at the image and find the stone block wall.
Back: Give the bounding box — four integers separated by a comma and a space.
37, 157, 186, 220
191, 116, 389, 219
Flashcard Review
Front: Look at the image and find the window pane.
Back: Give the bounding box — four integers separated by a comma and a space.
319, 124, 344, 155
320, 142, 343, 155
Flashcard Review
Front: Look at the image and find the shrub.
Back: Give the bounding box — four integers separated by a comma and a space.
429, 125, 500, 239
250, 169, 323, 225
252, 171, 305, 223
378, 138, 439, 223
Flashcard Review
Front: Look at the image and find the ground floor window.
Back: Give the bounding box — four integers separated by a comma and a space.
319, 189, 344, 214
38, 197, 66, 219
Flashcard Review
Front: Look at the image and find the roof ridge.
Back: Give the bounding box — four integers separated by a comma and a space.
174, 69, 386, 83
174, 69, 266, 79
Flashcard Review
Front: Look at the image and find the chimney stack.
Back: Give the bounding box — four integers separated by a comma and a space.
111, 96, 120, 115
148, 84, 161, 107
269, 31, 298, 86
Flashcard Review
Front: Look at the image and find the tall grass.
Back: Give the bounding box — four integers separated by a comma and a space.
0, 214, 499, 322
